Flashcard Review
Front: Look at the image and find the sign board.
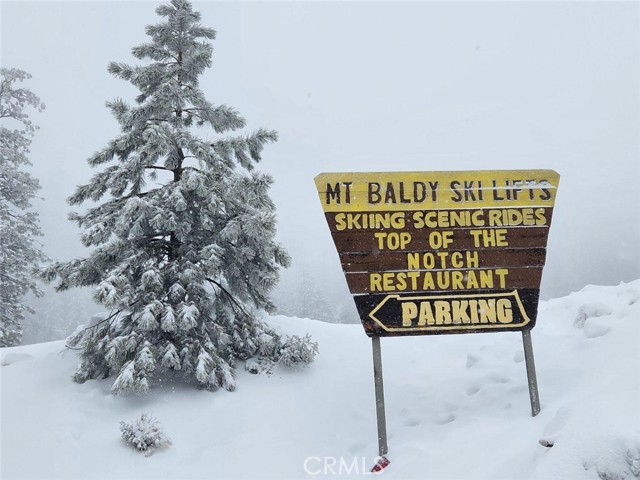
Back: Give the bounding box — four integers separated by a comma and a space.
315, 170, 560, 337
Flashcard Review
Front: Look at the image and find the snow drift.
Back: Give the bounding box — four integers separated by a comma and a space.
1, 280, 639, 479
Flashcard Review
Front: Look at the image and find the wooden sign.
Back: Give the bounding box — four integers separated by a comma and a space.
315, 170, 560, 337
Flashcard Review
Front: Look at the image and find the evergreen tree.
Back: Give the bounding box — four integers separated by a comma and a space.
43, 0, 316, 393
0, 68, 47, 347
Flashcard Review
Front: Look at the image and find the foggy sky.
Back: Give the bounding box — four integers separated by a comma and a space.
2, 1, 639, 303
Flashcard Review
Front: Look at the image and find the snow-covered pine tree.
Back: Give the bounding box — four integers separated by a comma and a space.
0, 68, 47, 347
42, 0, 317, 393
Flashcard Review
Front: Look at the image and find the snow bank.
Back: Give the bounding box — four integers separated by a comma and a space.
1, 281, 639, 479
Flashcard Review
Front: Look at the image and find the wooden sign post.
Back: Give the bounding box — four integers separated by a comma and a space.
315, 170, 560, 467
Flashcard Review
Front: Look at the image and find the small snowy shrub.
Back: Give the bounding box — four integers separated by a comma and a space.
245, 357, 275, 375
279, 334, 319, 367
120, 413, 171, 456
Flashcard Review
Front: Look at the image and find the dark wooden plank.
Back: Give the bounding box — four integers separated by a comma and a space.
344, 266, 543, 295
325, 207, 554, 233
339, 248, 547, 272
329, 226, 551, 253
352, 288, 541, 337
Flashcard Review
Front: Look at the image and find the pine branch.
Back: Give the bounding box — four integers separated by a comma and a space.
144, 165, 172, 171
205, 277, 250, 318
64, 308, 124, 350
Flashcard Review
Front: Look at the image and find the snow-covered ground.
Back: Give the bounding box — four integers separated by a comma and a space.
1, 280, 639, 480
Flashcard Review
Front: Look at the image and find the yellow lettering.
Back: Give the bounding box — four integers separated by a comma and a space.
401, 302, 417, 326
488, 210, 502, 226
347, 213, 361, 229
387, 233, 400, 250
496, 229, 508, 246
442, 231, 454, 248
424, 253, 436, 269
423, 272, 435, 290
479, 270, 493, 288
466, 270, 479, 289
437, 210, 450, 227
401, 232, 412, 249
434, 301, 452, 325
469, 229, 509, 247
374, 232, 412, 250
407, 253, 420, 270
437, 252, 449, 268
391, 212, 405, 229
383, 273, 395, 291
472, 210, 485, 226
449, 210, 466, 227
419, 301, 435, 326
407, 271, 421, 290
497, 299, 513, 323
507, 209, 522, 225
436, 271, 450, 289
370, 269, 511, 293
390, 296, 518, 330
334, 212, 407, 230
412, 211, 425, 229
425, 211, 437, 228
478, 299, 497, 323
495, 268, 508, 288
451, 271, 464, 289
469, 299, 480, 323
452, 300, 471, 324
522, 208, 534, 226
396, 272, 407, 291
451, 252, 463, 268
466, 251, 479, 268
428, 231, 455, 249
370, 273, 382, 292
374, 232, 385, 250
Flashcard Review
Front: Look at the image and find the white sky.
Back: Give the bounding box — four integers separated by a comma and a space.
2, 1, 639, 300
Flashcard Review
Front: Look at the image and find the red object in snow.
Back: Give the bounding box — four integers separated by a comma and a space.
371, 456, 390, 473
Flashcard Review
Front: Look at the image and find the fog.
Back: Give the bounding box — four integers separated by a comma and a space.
2, 1, 639, 329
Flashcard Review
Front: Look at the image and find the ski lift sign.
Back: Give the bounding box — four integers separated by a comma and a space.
314, 170, 560, 337
315, 169, 560, 469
